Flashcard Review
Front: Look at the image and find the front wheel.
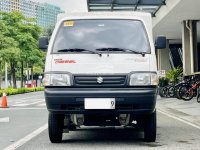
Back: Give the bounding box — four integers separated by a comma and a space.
179, 85, 194, 101
144, 110, 157, 142
197, 87, 200, 103
175, 85, 182, 99
48, 113, 64, 143
167, 86, 175, 98
197, 94, 200, 103
159, 87, 165, 97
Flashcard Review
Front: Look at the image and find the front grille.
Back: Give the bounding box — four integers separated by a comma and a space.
74, 75, 127, 87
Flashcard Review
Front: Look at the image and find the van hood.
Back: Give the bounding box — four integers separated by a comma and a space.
48, 54, 155, 74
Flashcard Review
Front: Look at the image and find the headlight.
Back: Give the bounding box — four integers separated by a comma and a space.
129, 73, 158, 86
43, 73, 71, 86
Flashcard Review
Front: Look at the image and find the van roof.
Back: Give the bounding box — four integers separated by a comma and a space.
57, 12, 151, 22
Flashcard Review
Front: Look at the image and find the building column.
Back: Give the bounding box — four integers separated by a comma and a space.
193, 21, 198, 72
182, 20, 198, 75
157, 40, 171, 72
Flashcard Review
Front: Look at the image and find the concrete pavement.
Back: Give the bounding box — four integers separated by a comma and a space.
0, 92, 48, 149
1, 92, 200, 149
157, 96, 200, 128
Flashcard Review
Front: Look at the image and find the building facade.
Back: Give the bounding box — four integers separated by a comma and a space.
35, 3, 64, 28
0, 0, 64, 28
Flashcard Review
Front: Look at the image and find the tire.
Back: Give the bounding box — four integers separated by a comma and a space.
160, 86, 168, 97
175, 83, 188, 99
159, 87, 165, 97
167, 86, 175, 98
175, 85, 182, 99
144, 110, 157, 142
164, 86, 171, 98
197, 94, 200, 103
197, 87, 200, 103
48, 113, 64, 143
179, 84, 194, 101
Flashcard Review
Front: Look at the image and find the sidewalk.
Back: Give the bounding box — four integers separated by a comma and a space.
157, 96, 200, 127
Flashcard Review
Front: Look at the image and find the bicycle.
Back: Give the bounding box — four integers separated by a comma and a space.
178, 76, 200, 101
160, 78, 190, 98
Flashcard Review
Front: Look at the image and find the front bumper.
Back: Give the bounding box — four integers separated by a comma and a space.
45, 87, 157, 115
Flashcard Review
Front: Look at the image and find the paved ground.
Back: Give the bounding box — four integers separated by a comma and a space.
0, 92, 200, 150
157, 96, 200, 127
0, 92, 48, 149
0, 92, 46, 108
17, 112, 200, 150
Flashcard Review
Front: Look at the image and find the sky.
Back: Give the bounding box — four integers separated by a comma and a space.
33, 0, 87, 12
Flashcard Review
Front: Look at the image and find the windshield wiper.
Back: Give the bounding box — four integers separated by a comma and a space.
57, 48, 102, 57
96, 48, 146, 57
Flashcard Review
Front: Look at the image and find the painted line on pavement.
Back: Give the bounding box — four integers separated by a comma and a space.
15, 100, 30, 104
8, 95, 42, 101
158, 109, 200, 130
0, 117, 9, 123
15, 99, 37, 104
37, 104, 46, 106
3, 123, 48, 150
12, 100, 44, 107
1, 95, 43, 105
15, 99, 44, 104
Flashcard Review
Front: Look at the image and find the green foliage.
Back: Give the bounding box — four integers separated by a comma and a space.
0, 11, 45, 88
0, 87, 44, 96
43, 25, 54, 39
158, 77, 169, 87
33, 66, 44, 75
166, 67, 183, 84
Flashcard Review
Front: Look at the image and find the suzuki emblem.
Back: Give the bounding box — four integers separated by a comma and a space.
97, 77, 103, 84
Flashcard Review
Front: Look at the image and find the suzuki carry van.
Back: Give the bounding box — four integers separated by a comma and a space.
39, 12, 166, 143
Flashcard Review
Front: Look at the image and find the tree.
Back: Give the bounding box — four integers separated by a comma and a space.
0, 11, 44, 88
27, 49, 43, 83
0, 20, 8, 88
1, 11, 25, 88
166, 67, 183, 84
0, 17, 20, 88
17, 17, 42, 87
43, 25, 54, 39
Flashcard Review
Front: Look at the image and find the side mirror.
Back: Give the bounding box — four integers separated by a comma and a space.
39, 37, 48, 50
155, 36, 166, 49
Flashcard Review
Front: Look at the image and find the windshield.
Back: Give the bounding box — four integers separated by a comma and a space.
53, 19, 150, 53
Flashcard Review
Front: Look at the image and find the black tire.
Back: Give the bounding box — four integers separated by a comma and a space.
159, 87, 165, 97
144, 110, 156, 142
167, 86, 175, 98
175, 85, 182, 99
48, 113, 64, 143
160, 87, 168, 97
179, 84, 194, 101
175, 83, 188, 99
197, 94, 200, 103
197, 87, 200, 103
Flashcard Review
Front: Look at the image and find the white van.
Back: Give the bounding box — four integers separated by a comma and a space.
39, 12, 166, 143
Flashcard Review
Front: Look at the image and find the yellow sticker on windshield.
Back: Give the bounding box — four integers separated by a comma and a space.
64, 21, 74, 27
